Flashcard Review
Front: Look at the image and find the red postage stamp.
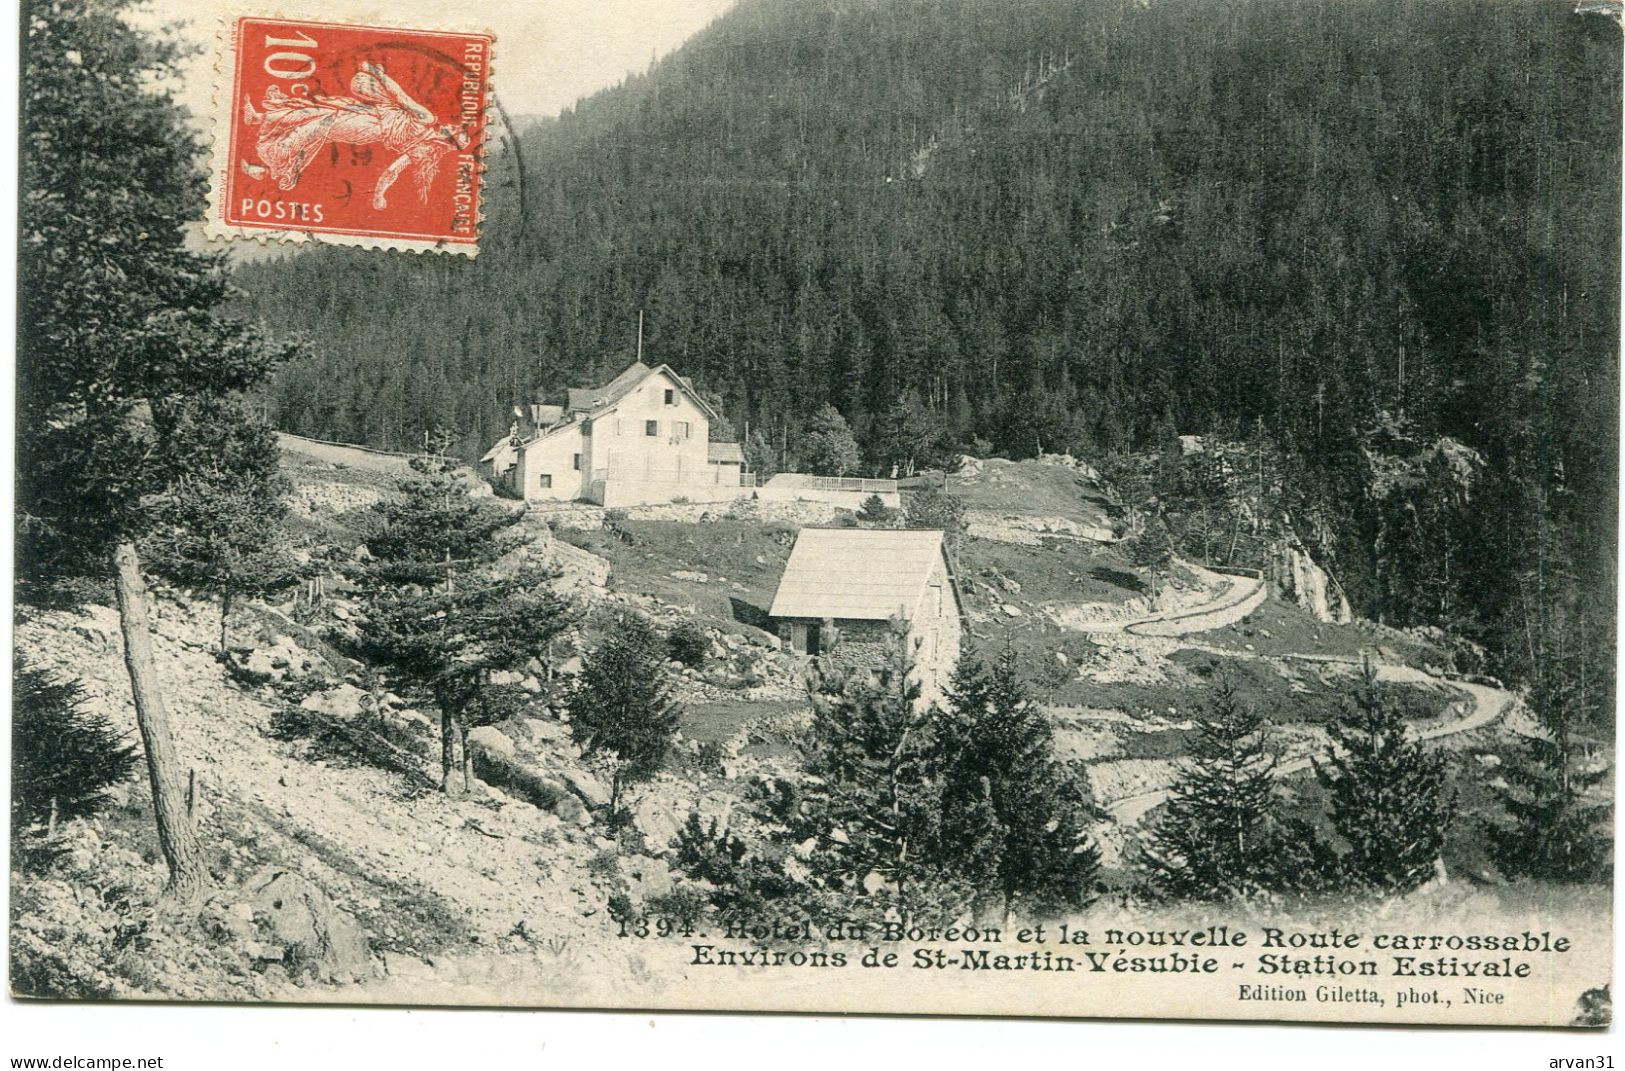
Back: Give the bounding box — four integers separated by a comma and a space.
209, 16, 493, 255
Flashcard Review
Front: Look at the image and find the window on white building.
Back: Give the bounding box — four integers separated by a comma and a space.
645, 420, 659, 436
663, 389, 676, 405
572, 453, 581, 471
537, 474, 552, 489
674, 420, 691, 440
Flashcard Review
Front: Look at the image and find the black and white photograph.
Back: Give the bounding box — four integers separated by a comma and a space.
8, 0, 1620, 1044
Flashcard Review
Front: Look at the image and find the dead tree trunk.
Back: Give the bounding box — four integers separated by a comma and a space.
112, 540, 207, 905
459, 721, 474, 794
439, 706, 467, 798
218, 588, 232, 659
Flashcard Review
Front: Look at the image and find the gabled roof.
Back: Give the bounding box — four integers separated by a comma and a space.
563, 360, 719, 422
707, 442, 745, 464
566, 360, 651, 413
769, 528, 952, 621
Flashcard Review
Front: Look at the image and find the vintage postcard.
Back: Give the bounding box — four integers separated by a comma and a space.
11, 0, 1620, 1033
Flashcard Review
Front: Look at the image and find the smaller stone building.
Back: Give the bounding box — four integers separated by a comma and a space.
767, 528, 964, 706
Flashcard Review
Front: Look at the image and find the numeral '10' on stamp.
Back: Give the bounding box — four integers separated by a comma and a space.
209, 16, 493, 255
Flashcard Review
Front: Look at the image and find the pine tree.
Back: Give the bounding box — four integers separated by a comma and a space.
353, 450, 574, 795
1490, 646, 1612, 882
567, 609, 683, 827
932, 649, 1100, 915
12, 654, 139, 838
743, 427, 779, 482
873, 392, 936, 476
1139, 679, 1293, 901
142, 399, 303, 656
792, 635, 942, 914
1121, 517, 1175, 598
1313, 662, 1455, 893
800, 403, 861, 476
18, 0, 297, 903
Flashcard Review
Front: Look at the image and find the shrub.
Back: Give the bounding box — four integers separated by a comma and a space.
484, 476, 522, 500
667, 620, 710, 667
646, 885, 710, 928
857, 495, 897, 525
603, 509, 636, 544
607, 891, 637, 922
670, 812, 813, 923
694, 740, 728, 776
587, 848, 622, 883
904, 486, 967, 536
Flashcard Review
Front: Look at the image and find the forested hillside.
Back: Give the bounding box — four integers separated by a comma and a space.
233, 0, 1621, 687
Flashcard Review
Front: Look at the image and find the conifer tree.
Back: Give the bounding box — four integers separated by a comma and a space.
142, 399, 303, 656
931, 649, 1100, 915
12, 654, 139, 840
353, 449, 574, 795
873, 392, 936, 476
857, 494, 897, 526
1314, 662, 1455, 893
1490, 640, 1612, 882
743, 427, 779, 482
567, 609, 683, 826
1139, 679, 1292, 901
1122, 517, 1175, 598
792, 634, 941, 913
19, 0, 297, 902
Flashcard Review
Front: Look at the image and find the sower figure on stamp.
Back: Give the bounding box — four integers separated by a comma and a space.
240, 62, 469, 209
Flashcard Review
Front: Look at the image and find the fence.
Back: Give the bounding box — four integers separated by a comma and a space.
765, 474, 899, 494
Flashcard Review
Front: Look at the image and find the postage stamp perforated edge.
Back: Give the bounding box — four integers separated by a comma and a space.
203, 10, 497, 257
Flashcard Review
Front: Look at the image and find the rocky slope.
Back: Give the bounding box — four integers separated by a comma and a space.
9, 562, 804, 1002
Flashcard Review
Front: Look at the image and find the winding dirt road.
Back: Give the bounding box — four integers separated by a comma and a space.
1066, 567, 1268, 637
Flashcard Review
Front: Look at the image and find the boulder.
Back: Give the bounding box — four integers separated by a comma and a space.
466, 725, 515, 761
517, 717, 577, 752
549, 790, 591, 826
244, 647, 283, 679
628, 864, 675, 902
556, 765, 610, 808
298, 683, 368, 720
398, 710, 434, 733
240, 868, 375, 984
631, 797, 683, 855
468, 743, 592, 825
